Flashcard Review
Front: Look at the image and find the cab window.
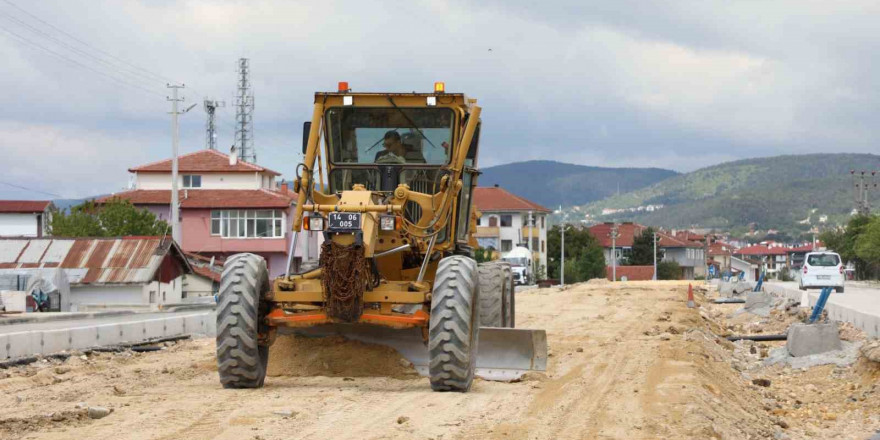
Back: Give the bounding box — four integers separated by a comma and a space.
325, 107, 454, 165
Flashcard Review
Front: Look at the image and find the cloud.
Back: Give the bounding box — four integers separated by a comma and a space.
0, 0, 878, 199
0, 121, 151, 199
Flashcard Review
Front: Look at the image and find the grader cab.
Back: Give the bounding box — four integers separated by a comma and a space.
216, 82, 547, 392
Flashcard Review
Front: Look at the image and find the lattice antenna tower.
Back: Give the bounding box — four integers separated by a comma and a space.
204, 98, 225, 150
234, 58, 255, 163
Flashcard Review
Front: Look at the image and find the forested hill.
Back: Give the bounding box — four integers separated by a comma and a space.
478, 160, 678, 208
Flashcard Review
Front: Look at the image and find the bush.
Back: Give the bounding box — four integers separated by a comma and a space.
657, 261, 681, 280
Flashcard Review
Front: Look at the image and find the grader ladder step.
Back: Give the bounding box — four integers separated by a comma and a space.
281, 324, 548, 381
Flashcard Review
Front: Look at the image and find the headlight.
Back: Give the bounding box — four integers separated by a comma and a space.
306, 216, 324, 231
379, 215, 396, 231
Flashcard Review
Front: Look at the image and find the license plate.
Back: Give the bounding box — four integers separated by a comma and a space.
817, 275, 831, 280
328, 212, 361, 231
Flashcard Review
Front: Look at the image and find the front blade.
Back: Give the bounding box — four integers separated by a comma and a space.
280, 324, 548, 381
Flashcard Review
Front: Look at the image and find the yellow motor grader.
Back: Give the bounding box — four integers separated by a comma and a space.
216, 82, 547, 392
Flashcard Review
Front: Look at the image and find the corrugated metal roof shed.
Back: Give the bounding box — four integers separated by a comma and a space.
0, 237, 191, 286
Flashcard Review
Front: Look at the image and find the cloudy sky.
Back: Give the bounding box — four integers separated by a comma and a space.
0, 0, 878, 199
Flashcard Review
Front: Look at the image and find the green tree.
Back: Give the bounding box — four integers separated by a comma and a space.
854, 217, 880, 266
48, 202, 104, 237
474, 247, 493, 263
51, 199, 169, 237
625, 227, 663, 266
657, 261, 681, 280
547, 224, 606, 282
820, 215, 875, 279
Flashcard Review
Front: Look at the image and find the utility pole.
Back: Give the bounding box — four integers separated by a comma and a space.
204, 99, 225, 150
653, 231, 657, 281
235, 58, 255, 163
852, 170, 877, 216
704, 234, 710, 282
528, 210, 534, 284
610, 223, 619, 282
167, 84, 196, 245
561, 223, 565, 286
557, 206, 567, 287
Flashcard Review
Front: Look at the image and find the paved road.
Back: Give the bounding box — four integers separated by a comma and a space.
773, 281, 880, 318
0, 309, 214, 335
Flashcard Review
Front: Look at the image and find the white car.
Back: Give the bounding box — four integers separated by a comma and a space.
799, 252, 845, 293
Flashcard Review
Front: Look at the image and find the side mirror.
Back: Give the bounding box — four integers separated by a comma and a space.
467, 122, 481, 160
302, 121, 311, 154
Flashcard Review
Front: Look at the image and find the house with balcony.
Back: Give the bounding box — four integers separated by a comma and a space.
472, 185, 550, 272
588, 222, 706, 280
734, 243, 790, 277
0, 200, 53, 237
98, 149, 320, 278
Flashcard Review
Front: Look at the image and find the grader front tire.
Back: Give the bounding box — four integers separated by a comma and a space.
216, 253, 271, 389
429, 255, 480, 392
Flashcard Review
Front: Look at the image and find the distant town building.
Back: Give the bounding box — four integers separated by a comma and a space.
472, 186, 550, 272
588, 222, 706, 280
0, 237, 191, 311
0, 200, 53, 238
98, 149, 320, 278
734, 243, 790, 276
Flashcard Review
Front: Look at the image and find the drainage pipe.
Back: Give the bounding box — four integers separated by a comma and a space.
726, 334, 787, 342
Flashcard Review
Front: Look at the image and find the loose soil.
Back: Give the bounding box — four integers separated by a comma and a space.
0, 281, 877, 440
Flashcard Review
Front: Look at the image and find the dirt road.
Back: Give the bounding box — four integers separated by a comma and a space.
1, 281, 877, 439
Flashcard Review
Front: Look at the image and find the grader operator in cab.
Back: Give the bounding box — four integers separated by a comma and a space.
216, 82, 547, 392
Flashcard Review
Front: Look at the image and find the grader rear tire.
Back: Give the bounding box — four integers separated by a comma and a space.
216, 253, 270, 389
494, 262, 515, 328
477, 263, 504, 327
429, 255, 480, 392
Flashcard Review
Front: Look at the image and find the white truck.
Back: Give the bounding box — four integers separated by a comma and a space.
502, 246, 533, 286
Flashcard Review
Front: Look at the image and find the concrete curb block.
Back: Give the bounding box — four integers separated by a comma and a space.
0, 311, 215, 362
40, 329, 71, 355
7, 332, 31, 359
764, 283, 880, 338
0, 310, 135, 326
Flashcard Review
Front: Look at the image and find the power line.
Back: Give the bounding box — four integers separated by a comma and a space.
0, 11, 166, 87
0, 180, 63, 198
0, 25, 165, 98
0, 0, 176, 85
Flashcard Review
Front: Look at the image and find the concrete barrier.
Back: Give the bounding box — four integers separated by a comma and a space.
95, 324, 121, 346
40, 329, 71, 355
787, 323, 842, 357
183, 314, 210, 336
165, 317, 184, 336
0, 311, 214, 361
119, 322, 145, 344
764, 283, 880, 338
70, 326, 98, 350
7, 332, 31, 359
0, 333, 7, 360
143, 318, 165, 339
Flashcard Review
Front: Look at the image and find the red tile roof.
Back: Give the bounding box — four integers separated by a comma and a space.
674, 230, 705, 243
472, 187, 551, 213
0, 200, 51, 213
129, 149, 280, 176
606, 265, 655, 281
97, 189, 295, 209
735, 244, 790, 256
708, 242, 735, 256
191, 264, 221, 282
588, 223, 701, 248
789, 242, 823, 253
